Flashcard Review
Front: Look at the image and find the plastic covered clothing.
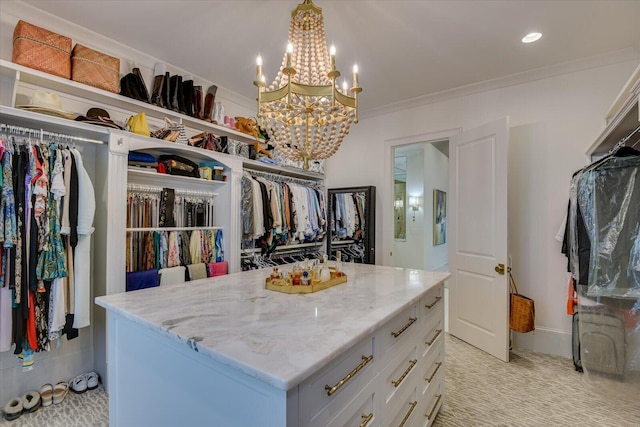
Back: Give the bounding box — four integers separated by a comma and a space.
578, 155, 640, 298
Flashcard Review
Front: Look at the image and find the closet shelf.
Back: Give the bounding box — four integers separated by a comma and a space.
1, 59, 263, 145
0, 105, 109, 143
587, 64, 640, 156
128, 167, 228, 186
127, 226, 222, 232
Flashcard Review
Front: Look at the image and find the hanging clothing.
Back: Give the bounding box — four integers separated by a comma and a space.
71, 149, 95, 329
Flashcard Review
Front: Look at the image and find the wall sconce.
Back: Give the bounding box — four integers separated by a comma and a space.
409, 196, 420, 221
394, 198, 404, 209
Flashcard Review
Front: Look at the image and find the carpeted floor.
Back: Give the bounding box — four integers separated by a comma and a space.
434, 334, 640, 426
2, 334, 638, 426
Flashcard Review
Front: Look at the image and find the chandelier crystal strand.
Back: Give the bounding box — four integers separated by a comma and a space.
254, 0, 360, 170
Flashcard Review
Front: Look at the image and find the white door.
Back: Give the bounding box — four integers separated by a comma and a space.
448, 117, 509, 362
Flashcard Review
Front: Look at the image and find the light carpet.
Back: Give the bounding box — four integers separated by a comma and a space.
2, 334, 638, 426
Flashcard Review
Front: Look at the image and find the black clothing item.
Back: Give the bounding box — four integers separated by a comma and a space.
69, 152, 79, 248
62, 313, 79, 340
562, 200, 591, 286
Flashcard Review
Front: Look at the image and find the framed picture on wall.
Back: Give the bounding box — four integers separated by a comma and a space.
433, 189, 446, 246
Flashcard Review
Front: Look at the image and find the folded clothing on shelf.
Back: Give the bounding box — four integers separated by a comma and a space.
125, 269, 159, 292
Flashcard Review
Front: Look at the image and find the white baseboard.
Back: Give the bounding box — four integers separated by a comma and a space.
512, 327, 572, 359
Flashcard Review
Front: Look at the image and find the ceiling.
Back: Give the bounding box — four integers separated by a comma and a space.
23, 0, 640, 114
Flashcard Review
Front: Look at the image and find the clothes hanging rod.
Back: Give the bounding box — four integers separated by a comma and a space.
243, 168, 323, 186
126, 226, 222, 232
127, 184, 218, 198
0, 123, 104, 145
621, 124, 640, 146
240, 241, 323, 254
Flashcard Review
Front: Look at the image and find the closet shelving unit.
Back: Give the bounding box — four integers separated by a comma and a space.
240, 166, 326, 267
586, 63, 640, 156
0, 55, 328, 279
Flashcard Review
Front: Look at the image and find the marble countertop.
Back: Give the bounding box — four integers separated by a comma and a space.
96, 263, 449, 390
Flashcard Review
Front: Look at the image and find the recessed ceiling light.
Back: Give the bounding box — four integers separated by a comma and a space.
522, 32, 542, 43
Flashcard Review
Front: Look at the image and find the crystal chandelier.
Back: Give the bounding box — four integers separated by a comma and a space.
254, 0, 361, 170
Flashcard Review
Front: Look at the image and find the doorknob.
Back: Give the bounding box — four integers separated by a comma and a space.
495, 264, 505, 275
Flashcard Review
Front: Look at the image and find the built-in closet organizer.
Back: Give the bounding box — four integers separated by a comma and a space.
0, 106, 111, 404
0, 56, 261, 394
240, 164, 327, 271
570, 63, 640, 388
326, 186, 376, 264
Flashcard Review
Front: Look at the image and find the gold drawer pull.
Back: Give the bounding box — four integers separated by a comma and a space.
399, 401, 417, 427
391, 317, 417, 338
425, 296, 442, 309
426, 329, 443, 346
392, 359, 417, 387
425, 361, 442, 383
325, 355, 373, 396
426, 394, 442, 420
360, 413, 373, 427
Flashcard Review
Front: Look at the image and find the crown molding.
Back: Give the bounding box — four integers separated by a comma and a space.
362, 48, 640, 120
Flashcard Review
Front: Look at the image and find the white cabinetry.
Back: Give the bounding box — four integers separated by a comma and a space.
95, 265, 448, 427
299, 282, 445, 427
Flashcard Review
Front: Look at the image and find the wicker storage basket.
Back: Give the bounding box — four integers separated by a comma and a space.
12, 20, 72, 79
71, 44, 120, 93
509, 273, 535, 333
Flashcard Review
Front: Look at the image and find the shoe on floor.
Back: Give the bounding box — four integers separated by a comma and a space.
3, 397, 23, 421
85, 372, 100, 390
70, 375, 87, 394
22, 391, 41, 413
53, 381, 69, 404
39, 383, 53, 407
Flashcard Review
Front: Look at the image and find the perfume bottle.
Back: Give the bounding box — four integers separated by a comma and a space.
320, 263, 331, 283
301, 271, 311, 286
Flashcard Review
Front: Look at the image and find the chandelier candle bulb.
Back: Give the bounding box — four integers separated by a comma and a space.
286, 43, 293, 68
256, 55, 263, 81
353, 64, 359, 88
330, 45, 336, 69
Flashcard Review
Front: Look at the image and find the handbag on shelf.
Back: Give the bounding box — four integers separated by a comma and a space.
127, 112, 150, 137
509, 272, 535, 333
158, 154, 199, 178
153, 117, 188, 144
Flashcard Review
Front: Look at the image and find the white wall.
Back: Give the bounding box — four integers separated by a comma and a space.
326, 59, 640, 357
423, 144, 449, 271
393, 147, 424, 269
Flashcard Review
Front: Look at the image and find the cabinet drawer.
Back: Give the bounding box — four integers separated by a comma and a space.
419, 382, 444, 427
384, 385, 418, 427
421, 345, 444, 397
299, 335, 376, 426
421, 316, 444, 360
327, 388, 376, 427
419, 284, 444, 322
382, 345, 419, 409
377, 304, 419, 363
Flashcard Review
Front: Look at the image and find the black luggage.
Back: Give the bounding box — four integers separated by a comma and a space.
572, 312, 583, 372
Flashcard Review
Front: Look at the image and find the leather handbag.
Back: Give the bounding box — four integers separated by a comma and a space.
12, 20, 72, 79
509, 272, 535, 333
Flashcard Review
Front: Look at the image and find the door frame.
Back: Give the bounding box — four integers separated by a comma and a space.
383, 128, 460, 267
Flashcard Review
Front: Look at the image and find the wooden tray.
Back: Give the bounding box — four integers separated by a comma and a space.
265, 274, 347, 294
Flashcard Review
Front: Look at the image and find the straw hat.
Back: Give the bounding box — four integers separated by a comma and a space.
16, 90, 77, 120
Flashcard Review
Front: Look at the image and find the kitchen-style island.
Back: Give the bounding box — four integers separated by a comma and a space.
96, 263, 449, 427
